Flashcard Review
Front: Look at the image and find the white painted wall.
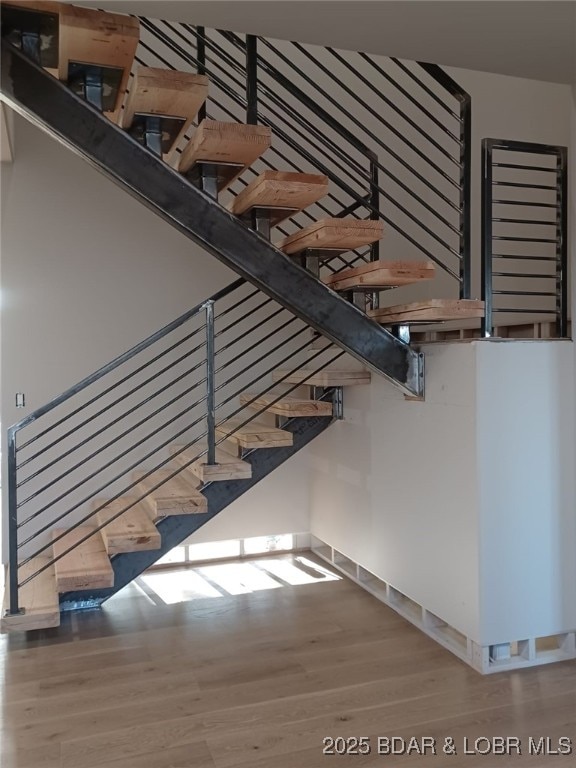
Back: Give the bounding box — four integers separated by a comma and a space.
476, 341, 576, 645
309, 342, 482, 641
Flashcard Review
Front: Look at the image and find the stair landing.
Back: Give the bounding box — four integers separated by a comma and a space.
1, 557, 60, 632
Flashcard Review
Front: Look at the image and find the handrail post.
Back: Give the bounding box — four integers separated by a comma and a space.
369, 159, 380, 311
196, 25, 207, 123
459, 94, 472, 299
481, 139, 493, 338
6, 427, 22, 616
205, 300, 217, 465
557, 147, 568, 338
246, 35, 258, 124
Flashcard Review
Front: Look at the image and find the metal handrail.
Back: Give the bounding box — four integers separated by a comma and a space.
481, 138, 568, 337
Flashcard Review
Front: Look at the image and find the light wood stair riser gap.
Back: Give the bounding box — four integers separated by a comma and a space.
52, 527, 114, 591
95, 499, 161, 554
170, 444, 252, 482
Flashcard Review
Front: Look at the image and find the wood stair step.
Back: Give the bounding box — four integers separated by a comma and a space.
95, 498, 161, 554
216, 418, 293, 449
368, 299, 485, 325
122, 67, 209, 158
179, 120, 271, 188
170, 443, 252, 482
273, 369, 371, 387
240, 392, 333, 417
134, 469, 208, 520
52, 526, 114, 592
1, 557, 60, 632
325, 259, 435, 292
276, 218, 384, 255
228, 171, 329, 224
58, 5, 140, 121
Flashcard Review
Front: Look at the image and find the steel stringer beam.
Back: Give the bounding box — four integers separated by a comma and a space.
1, 42, 423, 396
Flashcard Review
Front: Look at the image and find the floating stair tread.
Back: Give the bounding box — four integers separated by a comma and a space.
1, 557, 60, 633
277, 218, 384, 255
228, 171, 329, 219
58, 5, 139, 119
95, 498, 161, 555
134, 469, 207, 516
273, 369, 371, 387
52, 526, 114, 592
324, 260, 435, 291
216, 419, 293, 449
179, 120, 271, 179
170, 443, 252, 482
369, 299, 485, 325
240, 392, 333, 417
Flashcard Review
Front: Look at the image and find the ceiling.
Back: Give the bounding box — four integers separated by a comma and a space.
72, 1, 576, 84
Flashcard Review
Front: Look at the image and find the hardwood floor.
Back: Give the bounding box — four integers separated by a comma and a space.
2, 553, 576, 767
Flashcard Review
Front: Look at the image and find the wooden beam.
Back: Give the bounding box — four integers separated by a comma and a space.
52, 527, 114, 591
229, 171, 329, 220
95, 498, 161, 554
1, 557, 60, 632
277, 218, 383, 255
179, 120, 271, 185
216, 419, 293, 449
59, 4, 139, 121
369, 299, 485, 325
272, 369, 371, 387
240, 392, 333, 417
122, 67, 209, 159
325, 260, 435, 291
134, 469, 208, 519
170, 443, 252, 483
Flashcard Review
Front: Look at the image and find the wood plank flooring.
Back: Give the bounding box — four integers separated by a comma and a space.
2, 553, 576, 767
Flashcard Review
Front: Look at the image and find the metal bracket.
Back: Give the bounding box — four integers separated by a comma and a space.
332, 387, 344, 420
3, 607, 25, 617
67, 62, 123, 113
391, 324, 411, 345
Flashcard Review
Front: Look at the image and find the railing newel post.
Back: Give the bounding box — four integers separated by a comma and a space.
205, 299, 217, 466
481, 139, 493, 338
6, 426, 22, 616
246, 35, 258, 125
460, 94, 472, 299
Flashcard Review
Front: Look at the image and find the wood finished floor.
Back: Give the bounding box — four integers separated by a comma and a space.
2, 552, 576, 768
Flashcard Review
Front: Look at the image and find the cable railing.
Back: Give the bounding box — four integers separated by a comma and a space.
6, 278, 343, 614
135, 19, 471, 296
481, 139, 568, 337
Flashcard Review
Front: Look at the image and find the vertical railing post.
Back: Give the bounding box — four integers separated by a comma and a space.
459, 94, 472, 299
246, 35, 258, 125
205, 300, 217, 466
196, 26, 207, 124
369, 157, 380, 311
6, 426, 22, 616
481, 139, 493, 338
556, 147, 568, 338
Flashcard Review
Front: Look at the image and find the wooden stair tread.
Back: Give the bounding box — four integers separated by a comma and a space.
325, 260, 435, 291
228, 171, 329, 220
134, 469, 207, 517
277, 218, 384, 255
52, 526, 114, 592
216, 418, 293, 449
179, 120, 271, 182
122, 67, 208, 157
1, 557, 60, 632
273, 369, 371, 387
58, 5, 139, 120
368, 299, 485, 325
95, 498, 161, 554
171, 443, 252, 482
240, 392, 333, 417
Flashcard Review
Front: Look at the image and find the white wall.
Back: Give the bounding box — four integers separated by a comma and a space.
310, 340, 576, 647
476, 341, 576, 645
309, 343, 482, 641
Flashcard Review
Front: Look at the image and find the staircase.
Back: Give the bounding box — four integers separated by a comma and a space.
0, 1, 485, 631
